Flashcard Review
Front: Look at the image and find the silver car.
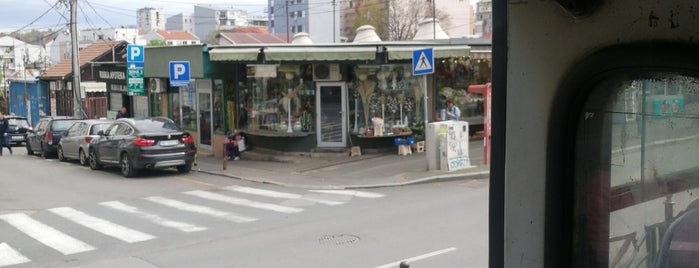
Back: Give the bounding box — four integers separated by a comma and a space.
57, 119, 114, 165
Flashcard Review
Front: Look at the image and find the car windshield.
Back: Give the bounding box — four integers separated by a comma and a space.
89, 123, 111, 135
52, 120, 80, 132
8, 118, 29, 127
134, 120, 181, 133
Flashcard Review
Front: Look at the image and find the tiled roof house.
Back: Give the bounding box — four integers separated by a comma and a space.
143, 30, 200, 46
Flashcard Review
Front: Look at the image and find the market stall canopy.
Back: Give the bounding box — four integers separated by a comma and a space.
209, 47, 262, 61
263, 46, 378, 61
384, 45, 471, 60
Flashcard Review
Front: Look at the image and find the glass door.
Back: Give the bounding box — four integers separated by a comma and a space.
196, 80, 212, 151
316, 82, 347, 147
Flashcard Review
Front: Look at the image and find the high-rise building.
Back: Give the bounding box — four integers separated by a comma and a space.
268, 0, 341, 43
166, 13, 195, 34
193, 5, 251, 42
137, 7, 166, 32
473, 0, 492, 37
435, 0, 474, 38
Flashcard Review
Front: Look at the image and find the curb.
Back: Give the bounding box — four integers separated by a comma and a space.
194, 167, 490, 190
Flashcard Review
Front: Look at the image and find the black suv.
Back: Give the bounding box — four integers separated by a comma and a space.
89, 117, 196, 177
5, 115, 32, 145
26, 116, 80, 158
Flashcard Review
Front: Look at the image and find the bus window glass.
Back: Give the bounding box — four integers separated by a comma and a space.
576, 73, 699, 267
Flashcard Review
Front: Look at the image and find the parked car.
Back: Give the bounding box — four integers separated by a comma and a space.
88, 117, 196, 177
57, 119, 114, 165
5, 115, 32, 145
26, 116, 80, 158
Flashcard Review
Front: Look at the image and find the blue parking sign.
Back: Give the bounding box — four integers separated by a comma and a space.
169, 61, 190, 87
127, 45, 144, 63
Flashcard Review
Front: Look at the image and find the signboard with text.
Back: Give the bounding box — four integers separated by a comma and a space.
126, 45, 145, 96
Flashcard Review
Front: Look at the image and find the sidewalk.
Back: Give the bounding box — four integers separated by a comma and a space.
192, 139, 490, 189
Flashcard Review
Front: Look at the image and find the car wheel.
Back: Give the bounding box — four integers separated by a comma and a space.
177, 163, 192, 173
88, 149, 103, 170
57, 146, 66, 161
26, 142, 33, 155
120, 153, 137, 177
79, 149, 88, 166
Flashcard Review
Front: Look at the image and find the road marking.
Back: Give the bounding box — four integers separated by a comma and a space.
374, 247, 457, 268
99, 201, 207, 233
175, 176, 218, 188
0, 243, 30, 266
145, 196, 258, 223
309, 190, 385, 198
223, 185, 344, 206
184, 190, 303, 214
48, 207, 155, 243
0, 213, 95, 255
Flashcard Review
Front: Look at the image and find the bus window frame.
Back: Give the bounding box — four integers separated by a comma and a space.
546, 43, 699, 267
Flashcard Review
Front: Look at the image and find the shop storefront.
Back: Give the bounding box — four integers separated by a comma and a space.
208, 42, 477, 153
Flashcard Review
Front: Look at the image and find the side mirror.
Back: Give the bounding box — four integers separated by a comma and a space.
97, 130, 105, 136
18, 127, 28, 134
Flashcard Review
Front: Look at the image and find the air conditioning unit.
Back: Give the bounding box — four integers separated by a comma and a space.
313, 64, 342, 81
149, 78, 163, 93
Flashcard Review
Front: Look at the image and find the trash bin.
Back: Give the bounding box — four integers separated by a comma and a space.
426, 121, 471, 171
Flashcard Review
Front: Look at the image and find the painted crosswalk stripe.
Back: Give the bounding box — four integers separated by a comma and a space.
184, 190, 304, 214
309, 190, 385, 198
99, 201, 207, 233
0, 213, 95, 255
144, 196, 258, 223
0, 243, 30, 266
223, 186, 344, 206
48, 207, 155, 243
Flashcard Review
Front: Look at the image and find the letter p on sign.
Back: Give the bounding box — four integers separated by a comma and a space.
169, 61, 190, 87
127, 45, 144, 63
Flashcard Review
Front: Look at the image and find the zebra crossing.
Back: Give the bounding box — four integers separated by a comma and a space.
0, 185, 384, 267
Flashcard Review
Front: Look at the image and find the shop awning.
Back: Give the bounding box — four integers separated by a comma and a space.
470, 49, 492, 60
209, 47, 262, 61
263, 46, 378, 61
385, 45, 471, 60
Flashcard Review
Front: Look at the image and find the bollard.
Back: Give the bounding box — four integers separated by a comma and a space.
222, 148, 227, 170
193, 153, 198, 166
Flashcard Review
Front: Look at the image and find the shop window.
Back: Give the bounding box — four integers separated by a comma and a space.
352, 65, 419, 135
149, 93, 162, 116
169, 90, 180, 126
435, 57, 486, 122
575, 73, 699, 266
243, 64, 315, 133
181, 82, 197, 130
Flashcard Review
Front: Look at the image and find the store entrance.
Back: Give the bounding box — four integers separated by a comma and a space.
196, 81, 212, 151
316, 82, 347, 147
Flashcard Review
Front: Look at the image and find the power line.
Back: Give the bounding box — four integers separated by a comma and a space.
9, 1, 63, 35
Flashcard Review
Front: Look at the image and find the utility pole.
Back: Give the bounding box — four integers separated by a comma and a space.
332, 0, 336, 43
285, 0, 290, 43
70, 0, 85, 118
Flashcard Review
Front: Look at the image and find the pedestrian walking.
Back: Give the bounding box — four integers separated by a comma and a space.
0, 112, 12, 156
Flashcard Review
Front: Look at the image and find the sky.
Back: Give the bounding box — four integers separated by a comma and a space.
1, 0, 269, 34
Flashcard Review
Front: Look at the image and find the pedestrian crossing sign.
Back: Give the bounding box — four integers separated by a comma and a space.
413, 48, 434, 75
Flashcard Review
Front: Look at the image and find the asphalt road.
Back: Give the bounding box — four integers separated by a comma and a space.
0, 146, 488, 268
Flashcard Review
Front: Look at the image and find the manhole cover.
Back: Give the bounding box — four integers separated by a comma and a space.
318, 234, 360, 246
